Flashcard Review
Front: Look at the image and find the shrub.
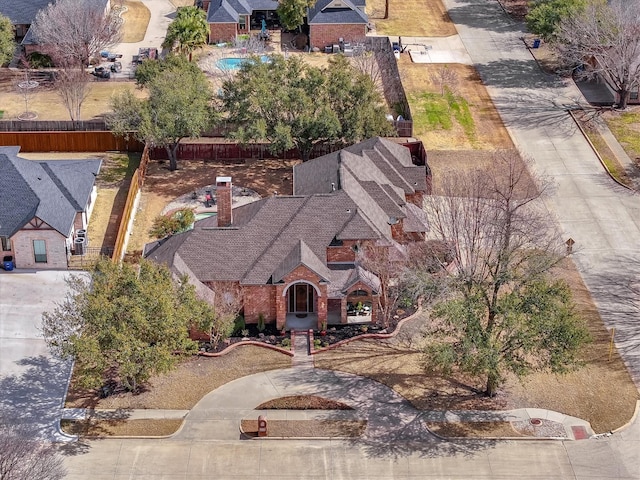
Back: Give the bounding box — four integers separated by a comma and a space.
232, 315, 245, 336
149, 208, 195, 238
257, 313, 265, 332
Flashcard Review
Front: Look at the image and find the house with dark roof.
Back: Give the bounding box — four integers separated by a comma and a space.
0, 0, 51, 40
0, 147, 101, 269
145, 137, 430, 331
202, 0, 367, 49
0, 0, 111, 57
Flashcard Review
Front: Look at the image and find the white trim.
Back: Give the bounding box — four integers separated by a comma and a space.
281, 280, 322, 297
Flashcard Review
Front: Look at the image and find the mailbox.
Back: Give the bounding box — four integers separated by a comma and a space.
258, 415, 268, 437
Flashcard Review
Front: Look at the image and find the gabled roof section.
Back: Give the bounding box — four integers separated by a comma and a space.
0, 147, 101, 237
404, 202, 429, 233
308, 0, 368, 24
0, 151, 39, 238
272, 239, 332, 283
0, 0, 51, 25
344, 265, 380, 293
207, 0, 278, 23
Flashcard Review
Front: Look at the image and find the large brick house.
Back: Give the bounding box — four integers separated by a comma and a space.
145, 137, 430, 331
203, 0, 367, 49
0, 147, 101, 269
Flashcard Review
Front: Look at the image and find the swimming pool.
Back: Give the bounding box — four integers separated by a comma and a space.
188, 212, 216, 230
215, 55, 271, 71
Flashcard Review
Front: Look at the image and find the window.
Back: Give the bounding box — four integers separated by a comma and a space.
349, 289, 368, 297
33, 240, 47, 263
1, 236, 10, 251
239, 15, 247, 30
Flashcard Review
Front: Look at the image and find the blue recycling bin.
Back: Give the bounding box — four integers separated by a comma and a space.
2, 255, 14, 271
532, 39, 541, 48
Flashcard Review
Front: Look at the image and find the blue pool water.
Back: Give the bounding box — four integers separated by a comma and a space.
216, 56, 271, 71
188, 212, 216, 230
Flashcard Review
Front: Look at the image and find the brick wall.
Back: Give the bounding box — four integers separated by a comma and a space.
12, 229, 68, 269
209, 23, 238, 43
326, 240, 358, 263
243, 285, 277, 324
276, 265, 327, 329
309, 24, 367, 50
406, 191, 424, 208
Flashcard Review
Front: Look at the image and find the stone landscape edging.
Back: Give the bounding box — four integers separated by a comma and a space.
198, 340, 294, 358
311, 305, 423, 354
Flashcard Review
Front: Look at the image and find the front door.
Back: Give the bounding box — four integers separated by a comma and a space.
288, 283, 314, 313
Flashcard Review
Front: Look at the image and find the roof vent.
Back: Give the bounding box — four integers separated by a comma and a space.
387, 216, 399, 225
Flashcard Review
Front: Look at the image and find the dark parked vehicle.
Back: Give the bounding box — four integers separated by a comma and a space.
92, 66, 110, 79
110, 62, 122, 73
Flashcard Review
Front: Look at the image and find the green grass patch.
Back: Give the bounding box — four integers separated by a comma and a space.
606, 112, 640, 160
584, 128, 629, 184
98, 152, 141, 185
0, 110, 4, 119
409, 90, 476, 143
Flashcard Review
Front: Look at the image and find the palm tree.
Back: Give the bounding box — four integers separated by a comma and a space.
163, 6, 208, 61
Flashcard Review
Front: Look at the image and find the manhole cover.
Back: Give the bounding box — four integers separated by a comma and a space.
530, 418, 542, 426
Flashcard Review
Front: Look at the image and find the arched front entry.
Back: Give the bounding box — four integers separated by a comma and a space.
280, 280, 324, 330
287, 282, 316, 314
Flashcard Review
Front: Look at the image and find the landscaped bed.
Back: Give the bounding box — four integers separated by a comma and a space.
425, 419, 567, 439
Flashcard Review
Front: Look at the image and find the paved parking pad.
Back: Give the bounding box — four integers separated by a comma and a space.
0, 270, 76, 440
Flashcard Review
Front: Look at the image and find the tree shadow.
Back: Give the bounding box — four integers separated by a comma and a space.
445, 0, 524, 35
475, 59, 566, 90
0, 355, 72, 441
268, 367, 496, 459
576, 254, 640, 385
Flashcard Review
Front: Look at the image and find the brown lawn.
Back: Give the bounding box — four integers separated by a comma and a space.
398, 58, 513, 151
65, 345, 292, 410
315, 259, 639, 433
367, 0, 457, 37
0, 79, 144, 121
120, 0, 151, 43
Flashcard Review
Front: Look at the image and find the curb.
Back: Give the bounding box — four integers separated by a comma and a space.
611, 400, 640, 434
568, 110, 635, 192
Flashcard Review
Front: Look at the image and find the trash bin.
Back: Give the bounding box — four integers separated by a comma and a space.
2, 255, 14, 271
533, 39, 541, 48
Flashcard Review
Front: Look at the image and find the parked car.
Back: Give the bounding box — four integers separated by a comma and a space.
110, 62, 122, 73
92, 66, 110, 79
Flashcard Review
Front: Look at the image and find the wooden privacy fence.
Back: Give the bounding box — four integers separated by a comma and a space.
149, 141, 344, 162
112, 145, 150, 261
0, 120, 108, 131
0, 131, 144, 152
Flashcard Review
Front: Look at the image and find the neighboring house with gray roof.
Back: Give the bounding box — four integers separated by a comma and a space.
0, 147, 101, 269
145, 137, 429, 331
0, 0, 50, 40
200, 0, 367, 49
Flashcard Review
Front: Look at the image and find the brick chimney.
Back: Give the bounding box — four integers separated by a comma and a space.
216, 176, 232, 227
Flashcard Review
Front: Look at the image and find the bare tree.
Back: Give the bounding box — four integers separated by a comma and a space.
31, 0, 122, 68
197, 281, 243, 348
55, 68, 92, 121
0, 416, 66, 480
357, 241, 408, 328
553, 0, 640, 109
417, 150, 589, 397
430, 64, 459, 96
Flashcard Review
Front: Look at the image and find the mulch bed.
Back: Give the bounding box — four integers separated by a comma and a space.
241, 420, 366, 438
61, 419, 182, 437
256, 395, 353, 410
426, 418, 567, 439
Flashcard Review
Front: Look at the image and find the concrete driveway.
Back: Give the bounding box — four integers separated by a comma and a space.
108, 0, 176, 77
0, 270, 75, 440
